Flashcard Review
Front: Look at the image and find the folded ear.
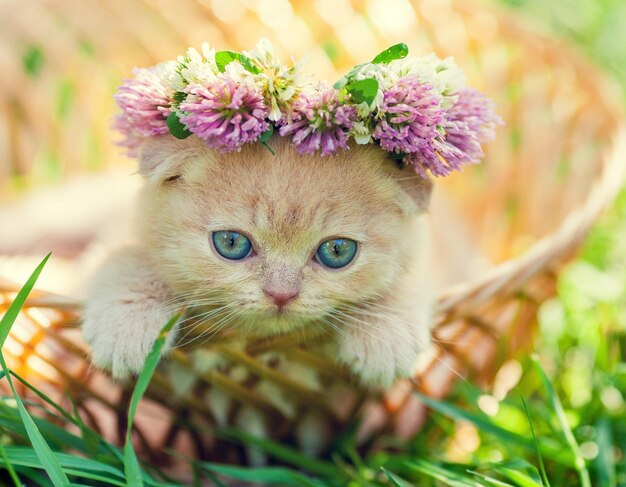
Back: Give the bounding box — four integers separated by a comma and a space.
138, 135, 207, 181
388, 165, 433, 214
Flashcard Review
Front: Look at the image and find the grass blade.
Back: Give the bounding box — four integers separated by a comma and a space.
400, 459, 482, 487
9, 370, 90, 435
217, 428, 339, 477
0, 253, 50, 348
1, 353, 69, 487
0, 254, 69, 487
2, 445, 126, 479
519, 393, 550, 486
14, 465, 50, 485
198, 464, 323, 487
123, 310, 183, 487
489, 466, 543, 487
531, 355, 591, 487
415, 392, 533, 446
414, 391, 574, 466
0, 408, 92, 452
8, 370, 75, 420
7, 369, 116, 460
62, 469, 125, 486
466, 470, 516, 486
66, 394, 113, 459
0, 442, 21, 487
381, 467, 411, 487
595, 418, 616, 487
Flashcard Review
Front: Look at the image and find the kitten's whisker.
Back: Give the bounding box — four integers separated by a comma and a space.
177, 299, 230, 310
326, 310, 400, 347
339, 302, 426, 329
156, 290, 225, 311
422, 341, 473, 387
328, 314, 391, 340
178, 309, 242, 348
174, 303, 237, 344
175, 309, 229, 334
176, 302, 234, 327
347, 300, 410, 316
178, 303, 240, 338
335, 305, 431, 350
318, 316, 351, 340
335, 305, 470, 386
329, 309, 401, 343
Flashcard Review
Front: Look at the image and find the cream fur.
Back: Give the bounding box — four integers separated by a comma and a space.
82, 248, 179, 378
82, 135, 434, 385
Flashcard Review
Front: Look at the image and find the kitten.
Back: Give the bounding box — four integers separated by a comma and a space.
82, 135, 434, 386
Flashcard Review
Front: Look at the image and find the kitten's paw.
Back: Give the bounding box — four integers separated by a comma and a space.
82, 248, 177, 379
338, 324, 430, 387
83, 303, 177, 379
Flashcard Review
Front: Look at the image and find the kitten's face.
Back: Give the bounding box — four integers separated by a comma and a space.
138, 136, 430, 334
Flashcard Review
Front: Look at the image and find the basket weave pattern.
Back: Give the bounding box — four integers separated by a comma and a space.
1, 0, 625, 464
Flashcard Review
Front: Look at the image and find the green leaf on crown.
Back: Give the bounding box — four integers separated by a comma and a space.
371, 42, 409, 64
333, 43, 409, 89
259, 124, 274, 143
346, 78, 379, 105
333, 75, 352, 90
259, 124, 275, 155
166, 112, 192, 139
215, 51, 261, 74
389, 151, 407, 168
172, 90, 186, 108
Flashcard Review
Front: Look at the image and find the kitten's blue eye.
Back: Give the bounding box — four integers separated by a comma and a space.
316, 238, 358, 269
212, 231, 253, 260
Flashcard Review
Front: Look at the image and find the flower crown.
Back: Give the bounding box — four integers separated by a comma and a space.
114, 39, 501, 178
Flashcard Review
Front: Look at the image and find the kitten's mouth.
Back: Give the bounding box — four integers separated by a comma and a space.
262, 307, 300, 321
271, 307, 292, 317
246, 306, 321, 330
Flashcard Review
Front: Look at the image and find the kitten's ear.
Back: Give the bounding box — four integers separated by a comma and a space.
390, 167, 433, 214
138, 135, 206, 181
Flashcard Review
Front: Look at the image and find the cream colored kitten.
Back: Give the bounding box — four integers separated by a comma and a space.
82, 135, 434, 386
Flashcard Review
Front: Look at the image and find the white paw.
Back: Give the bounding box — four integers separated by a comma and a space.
338, 321, 430, 387
81, 248, 177, 379
83, 300, 177, 379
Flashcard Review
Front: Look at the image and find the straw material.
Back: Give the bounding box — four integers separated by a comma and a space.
1, 0, 625, 464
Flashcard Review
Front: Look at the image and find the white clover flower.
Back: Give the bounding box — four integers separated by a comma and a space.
177, 43, 219, 86
352, 62, 399, 90
223, 61, 258, 85
245, 38, 311, 121
248, 38, 277, 68
433, 56, 466, 96
388, 54, 465, 106
350, 120, 373, 144
152, 60, 185, 92
354, 100, 374, 118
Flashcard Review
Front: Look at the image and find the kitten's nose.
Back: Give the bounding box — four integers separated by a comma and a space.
264, 287, 299, 309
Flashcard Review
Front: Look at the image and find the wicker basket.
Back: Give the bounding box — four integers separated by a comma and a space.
1, 0, 625, 468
